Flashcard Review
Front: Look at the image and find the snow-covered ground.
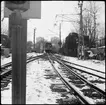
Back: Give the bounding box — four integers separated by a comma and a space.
1, 53, 105, 104
1, 53, 43, 66
1, 56, 11, 66
26, 59, 62, 104
57, 54, 105, 72
27, 52, 43, 58
1, 56, 62, 104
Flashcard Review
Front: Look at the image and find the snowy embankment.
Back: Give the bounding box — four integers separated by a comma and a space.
56, 54, 105, 72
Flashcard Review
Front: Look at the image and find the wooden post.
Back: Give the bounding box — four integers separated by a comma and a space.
59, 23, 61, 48
78, 1, 84, 59
10, 10, 27, 104
33, 28, 36, 51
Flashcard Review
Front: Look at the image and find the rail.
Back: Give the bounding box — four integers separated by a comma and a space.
47, 53, 94, 104
54, 57, 105, 79
1, 54, 45, 78
1, 54, 44, 69
56, 56, 105, 74
51, 54, 105, 96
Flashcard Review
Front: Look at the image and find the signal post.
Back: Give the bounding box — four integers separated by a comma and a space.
10, 11, 27, 104
33, 28, 36, 51
4, 1, 41, 104
5, 1, 29, 104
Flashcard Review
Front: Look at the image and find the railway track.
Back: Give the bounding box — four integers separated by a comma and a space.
1, 54, 45, 89
55, 54, 105, 79
54, 54, 105, 92
1, 54, 44, 69
47, 53, 105, 104
1, 53, 105, 104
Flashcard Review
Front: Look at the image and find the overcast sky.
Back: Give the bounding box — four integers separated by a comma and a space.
1, 1, 105, 42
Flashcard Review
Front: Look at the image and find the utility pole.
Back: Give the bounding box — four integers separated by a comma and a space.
59, 23, 61, 48
94, 13, 97, 48
55, 13, 79, 49
78, 1, 84, 59
33, 28, 36, 51
54, 21, 62, 48
94, 12, 99, 59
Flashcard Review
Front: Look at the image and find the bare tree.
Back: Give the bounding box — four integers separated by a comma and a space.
51, 37, 60, 53
35, 37, 46, 53
27, 41, 33, 52
82, 1, 102, 47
